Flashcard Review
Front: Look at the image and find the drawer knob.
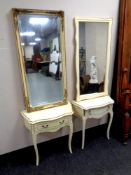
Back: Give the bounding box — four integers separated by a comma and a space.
59, 120, 64, 124
42, 124, 48, 128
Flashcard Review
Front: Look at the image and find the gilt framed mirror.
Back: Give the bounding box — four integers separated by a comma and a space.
12, 8, 67, 112
74, 17, 112, 101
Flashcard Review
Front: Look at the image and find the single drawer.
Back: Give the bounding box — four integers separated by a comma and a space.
85, 105, 110, 119
35, 116, 71, 133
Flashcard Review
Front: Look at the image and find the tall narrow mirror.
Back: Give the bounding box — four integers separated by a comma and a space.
12, 8, 67, 112
75, 17, 112, 101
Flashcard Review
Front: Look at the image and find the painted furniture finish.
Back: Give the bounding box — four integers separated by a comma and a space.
21, 102, 73, 166
72, 96, 114, 149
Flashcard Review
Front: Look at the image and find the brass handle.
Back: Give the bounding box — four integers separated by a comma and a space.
42, 124, 48, 128
59, 120, 64, 124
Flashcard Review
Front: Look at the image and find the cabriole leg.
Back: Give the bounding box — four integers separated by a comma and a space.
82, 117, 86, 149
107, 111, 113, 140
68, 120, 73, 153
32, 132, 39, 166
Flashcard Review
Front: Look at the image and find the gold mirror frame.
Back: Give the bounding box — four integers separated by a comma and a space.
74, 17, 112, 101
12, 8, 67, 112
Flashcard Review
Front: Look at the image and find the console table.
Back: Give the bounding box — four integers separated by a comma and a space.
21, 102, 73, 166
72, 96, 114, 149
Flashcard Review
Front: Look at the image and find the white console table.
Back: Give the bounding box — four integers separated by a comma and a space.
72, 96, 114, 149
21, 102, 73, 166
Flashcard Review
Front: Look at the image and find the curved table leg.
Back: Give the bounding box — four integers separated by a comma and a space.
107, 111, 113, 140
82, 117, 86, 149
32, 132, 39, 166
68, 120, 73, 153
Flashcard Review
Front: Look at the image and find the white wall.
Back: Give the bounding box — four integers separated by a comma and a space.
0, 0, 120, 155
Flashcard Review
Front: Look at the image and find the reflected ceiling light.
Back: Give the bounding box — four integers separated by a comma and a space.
29, 17, 49, 25
29, 42, 37, 45
20, 32, 35, 36
21, 43, 25, 46
35, 37, 41, 41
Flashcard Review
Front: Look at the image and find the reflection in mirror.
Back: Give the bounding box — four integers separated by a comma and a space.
18, 14, 63, 106
12, 9, 67, 112
79, 22, 108, 94
75, 18, 112, 101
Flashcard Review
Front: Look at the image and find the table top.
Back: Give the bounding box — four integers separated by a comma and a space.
21, 102, 73, 124
72, 96, 114, 110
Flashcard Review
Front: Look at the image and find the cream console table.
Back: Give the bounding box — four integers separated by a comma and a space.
21, 102, 73, 166
72, 96, 114, 149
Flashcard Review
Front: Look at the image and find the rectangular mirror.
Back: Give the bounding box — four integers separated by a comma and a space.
12, 8, 67, 112
74, 17, 112, 101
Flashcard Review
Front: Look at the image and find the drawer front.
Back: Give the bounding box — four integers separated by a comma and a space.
85, 105, 110, 119
35, 116, 71, 133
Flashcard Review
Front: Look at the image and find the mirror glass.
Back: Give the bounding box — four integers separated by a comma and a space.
75, 18, 112, 101
12, 9, 67, 112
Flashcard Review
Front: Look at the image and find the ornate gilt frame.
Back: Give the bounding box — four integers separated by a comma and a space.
12, 8, 67, 112
74, 17, 112, 101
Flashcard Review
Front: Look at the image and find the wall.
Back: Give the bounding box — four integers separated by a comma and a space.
0, 0, 120, 155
